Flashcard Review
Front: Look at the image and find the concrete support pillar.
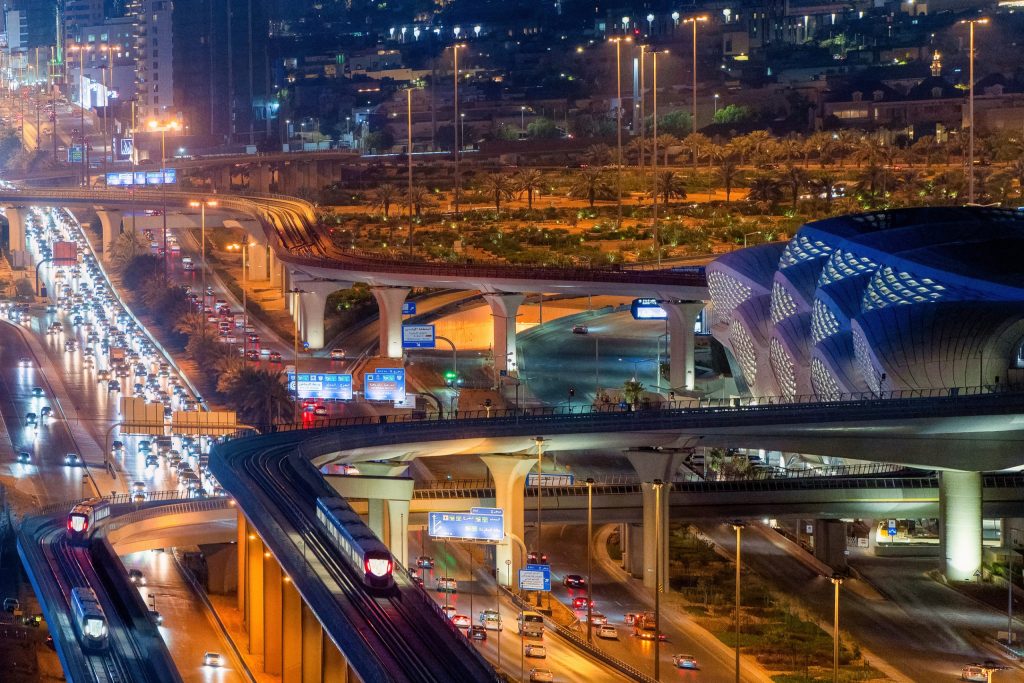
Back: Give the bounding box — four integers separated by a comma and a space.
386, 498, 410, 568
626, 449, 686, 589
94, 209, 123, 261
248, 241, 269, 280
940, 470, 983, 582
664, 301, 705, 391
301, 602, 323, 683
626, 523, 645, 579
236, 510, 247, 614
323, 633, 348, 683
4, 206, 27, 253
371, 286, 411, 359
480, 454, 536, 586
282, 578, 303, 681
812, 519, 848, 571
483, 293, 525, 376
269, 248, 283, 288
244, 522, 265, 655
263, 556, 283, 675
295, 281, 341, 350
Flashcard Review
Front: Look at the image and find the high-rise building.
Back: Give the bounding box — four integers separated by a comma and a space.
131, 0, 173, 121
64, 0, 104, 42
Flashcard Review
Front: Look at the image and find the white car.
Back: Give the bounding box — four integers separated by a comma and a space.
596, 624, 618, 639
529, 669, 554, 682
524, 644, 547, 658
203, 652, 222, 667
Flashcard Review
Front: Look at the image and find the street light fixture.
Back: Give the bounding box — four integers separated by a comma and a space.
651, 49, 668, 268
534, 436, 547, 607
226, 242, 249, 362
450, 44, 466, 217
146, 116, 182, 280
609, 37, 631, 229
189, 198, 218, 336
959, 17, 989, 204
653, 478, 665, 681
731, 521, 746, 683
683, 16, 709, 133
586, 477, 595, 643
829, 572, 845, 683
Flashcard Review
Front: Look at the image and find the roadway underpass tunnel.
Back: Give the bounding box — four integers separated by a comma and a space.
372, 286, 411, 359
481, 454, 536, 586
663, 300, 705, 392
939, 470, 983, 582
237, 511, 357, 682
483, 293, 525, 379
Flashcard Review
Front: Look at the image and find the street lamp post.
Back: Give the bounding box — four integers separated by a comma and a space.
960, 17, 988, 204
653, 478, 665, 681
714, 93, 720, 115
407, 87, 415, 253
731, 521, 746, 683
189, 198, 217, 338
289, 288, 307, 422
520, 105, 526, 135
638, 44, 647, 171
609, 37, 630, 229
743, 230, 764, 248
684, 16, 709, 133
451, 44, 464, 218
586, 477, 595, 642
651, 50, 666, 268
227, 242, 249, 362
146, 117, 182, 280
534, 436, 546, 607
829, 573, 845, 683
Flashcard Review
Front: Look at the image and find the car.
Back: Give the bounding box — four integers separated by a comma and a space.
672, 654, 699, 670
149, 609, 163, 625
524, 644, 547, 658
468, 625, 487, 641
571, 596, 594, 610
529, 669, 554, 682
245, 349, 260, 361
572, 325, 589, 335
479, 609, 502, 630
451, 614, 471, 628
145, 455, 160, 467
25, 412, 37, 426
127, 569, 146, 585
3, 598, 20, 613
411, 575, 424, 587
416, 555, 435, 569
17, 356, 31, 366
313, 404, 328, 417
596, 624, 618, 639
563, 574, 586, 589
111, 440, 124, 451
585, 612, 607, 626
31, 387, 44, 397
441, 605, 457, 619
138, 440, 151, 452
330, 348, 346, 360
107, 380, 120, 392
16, 451, 31, 464
623, 612, 638, 625
203, 652, 222, 667
40, 406, 52, 418
64, 453, 81, 466
268, 351, 282, 363
131, 481, 146, 494
45, 634, 55, 650
527, 550, 549, 565
436, 577, 457, 593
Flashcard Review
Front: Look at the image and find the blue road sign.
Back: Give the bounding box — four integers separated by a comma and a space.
402, 324, 435, 348
68, 145, 83, 164
470, 507, 502, 515
402, 301, 417, 315
119, 137, 134, 157
428, 510, 504, 542
630, 298, 668, 320
287, 372, 353, 400
364, 369, 406, 401
519, 564, 551, 591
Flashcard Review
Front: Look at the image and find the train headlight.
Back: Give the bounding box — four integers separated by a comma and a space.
365, 557, 392, 578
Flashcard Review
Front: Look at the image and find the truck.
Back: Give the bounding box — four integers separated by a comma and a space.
108, 346, 126, 367
517, 610, 544, 638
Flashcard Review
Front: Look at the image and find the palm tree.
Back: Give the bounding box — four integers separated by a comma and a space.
851, 136, 886, 169
782, 164, 807, 209
682, 132, 712, 169
404, 186, 434, 217
833, 130, 860, 167
655, 134, 679, 165
583, 144, 613, 167
1008, 156, 1024, 192
809, 173, 840, 205
808, 131, 838, 168
717, 154, 741, 203
479, 173, 517, 212
515, 169, 545, 210
893, 169, 922, 204
219, 366, 293, 427
653, 171, 687, 205
110, 230, 152, 269
174, 312, 211, 338
369, 183, 400, 218
569, 168, 612, 207
911, 135, 941, 167
781, 134, 805, 165
746, 173, 784, 207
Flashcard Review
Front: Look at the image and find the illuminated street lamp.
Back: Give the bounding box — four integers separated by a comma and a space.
609, 36, 631, 228
226, 242, 249, 361
683, 16, 709, 132
586, 477, 595, 642
959, 17, 989, 204
829, 573, 845, 683
731, 521, 746, 682
651, 49, 668, 267
188, 198, 218, 336
146, 116, 182, 280
449, 44, 466, 217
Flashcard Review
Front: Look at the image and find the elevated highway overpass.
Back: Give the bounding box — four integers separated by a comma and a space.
0, 186, 708, 385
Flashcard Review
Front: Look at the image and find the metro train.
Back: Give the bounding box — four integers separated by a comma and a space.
67, 498, 111, 543
315, 496, 395, 591
71, 587, 109, 652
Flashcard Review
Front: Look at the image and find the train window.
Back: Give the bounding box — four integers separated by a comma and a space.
366, 558, 392, 578
84, 617, 106, 639
69, 514, 87, 533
